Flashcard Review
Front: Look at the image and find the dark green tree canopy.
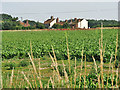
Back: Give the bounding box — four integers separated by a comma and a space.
88, 19, 118, 28
52, 23, 62, 29
63, 23, 71, 29
36, 22, 45, 29
1, 14, 13, 21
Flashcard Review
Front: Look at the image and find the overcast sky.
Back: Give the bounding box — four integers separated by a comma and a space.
1, 2, 118, 22
1, 0, 120, 2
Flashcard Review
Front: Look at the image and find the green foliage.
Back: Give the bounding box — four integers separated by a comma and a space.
88, 19, 118, 28
19, 60, 29, 67
57, 65, 74, 76
36, 22, 45, 29
2, 29, 118, 63
63, 23, 71, 29
52, 23, 70, 29
9, 62, 16, 70
23, 20, 36, 27
1, 13, 45, 30
52, 23, 62, 29
2, 14, 13, 21
115, 60, 119, 68
12, 17, 18, 21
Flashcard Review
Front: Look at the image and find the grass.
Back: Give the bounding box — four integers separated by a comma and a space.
2, 28, 119, 88
2, 56, 118, 88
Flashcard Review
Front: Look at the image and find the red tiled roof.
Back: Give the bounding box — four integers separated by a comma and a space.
19, 21, 24, 26
19, 21, 30, 27
44, 19, 55, 24
56, 22, 64, 25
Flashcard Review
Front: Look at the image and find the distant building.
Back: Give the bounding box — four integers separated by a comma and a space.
44, 16, 88, 29
56, 17, 64, 25
44, 16, 56, 28
19, 20, 30, 27
67, 18, 88, 29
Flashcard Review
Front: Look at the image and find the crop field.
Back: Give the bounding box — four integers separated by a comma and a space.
2, 29, 119, 88
2, 29, 118, 61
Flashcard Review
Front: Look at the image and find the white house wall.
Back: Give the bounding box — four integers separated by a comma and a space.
80, 19, 88, 29
49, 19, 56, 28
78, 22, 81, 28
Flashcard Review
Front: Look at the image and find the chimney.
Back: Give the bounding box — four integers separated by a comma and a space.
56, 17, 59, 23
26, 19, 29, 26
74, 18, 77, 21
71, 19, 72, 23
51, 16, 54, 20
26, 20, 28, 24
78, 19, 80, 22
65, 20, 68, 23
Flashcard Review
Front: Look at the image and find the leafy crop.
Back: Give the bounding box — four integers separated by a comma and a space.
2, 29, 118, 62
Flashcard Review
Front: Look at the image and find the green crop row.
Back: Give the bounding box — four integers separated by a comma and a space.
2, 29, 118, 62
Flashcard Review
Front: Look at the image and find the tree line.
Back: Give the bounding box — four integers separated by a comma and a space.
1, 13, 119, 30
1, 14, 45, 30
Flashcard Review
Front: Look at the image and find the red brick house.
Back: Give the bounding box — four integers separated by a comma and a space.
19, 20, 30, 27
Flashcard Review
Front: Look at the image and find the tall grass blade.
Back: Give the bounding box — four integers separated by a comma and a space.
74, 57, 77, 88
28, 53, 37, 75
65, 31, 71, 74
28, 53, 43, 88
116, 68, 118, 88
79, 73, 81, 88
62, 60, 69, 88
100, 22, 104, 88
114, 33, 118, 66
81, 49, 84, 71
92, 56, 98, 74
10, 67, 14, 88
21, 71, 32, 88
49, 52, 61, 83
50, 77, 54, 88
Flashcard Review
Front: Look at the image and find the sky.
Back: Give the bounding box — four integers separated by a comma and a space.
1, 2, 119, 22
1, 0, 120, 2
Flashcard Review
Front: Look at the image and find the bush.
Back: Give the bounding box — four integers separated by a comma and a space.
19, 60, 29, 67
3, 63, 10, 67
9, 62, 16, 70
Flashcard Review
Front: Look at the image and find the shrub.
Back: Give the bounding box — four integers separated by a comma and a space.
3, 63, 10, 67
19, 60, 29, 67
9, 62, 16, 70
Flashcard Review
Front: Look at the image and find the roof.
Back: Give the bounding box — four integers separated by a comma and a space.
44, 19, 55, 24
19, 21, 25, 26
19, 21, 30, 27
56, 22, 64, 25
67, 18, 84, 25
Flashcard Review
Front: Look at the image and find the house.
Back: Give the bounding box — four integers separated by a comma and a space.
56, 18, 64, 25
44, 16, 56, 28
19, 20, 30, 27
44, 16, 88, 29
67, 18, 88, 29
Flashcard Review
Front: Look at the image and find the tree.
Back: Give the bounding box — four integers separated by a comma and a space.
2, 22, 12, 30
2, 14, 12, 21
52, 23, 62, 29
12, 17, 18, 21
88, 19, 118, 28
63, 23, 71, 29
36, 22, 45, 29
